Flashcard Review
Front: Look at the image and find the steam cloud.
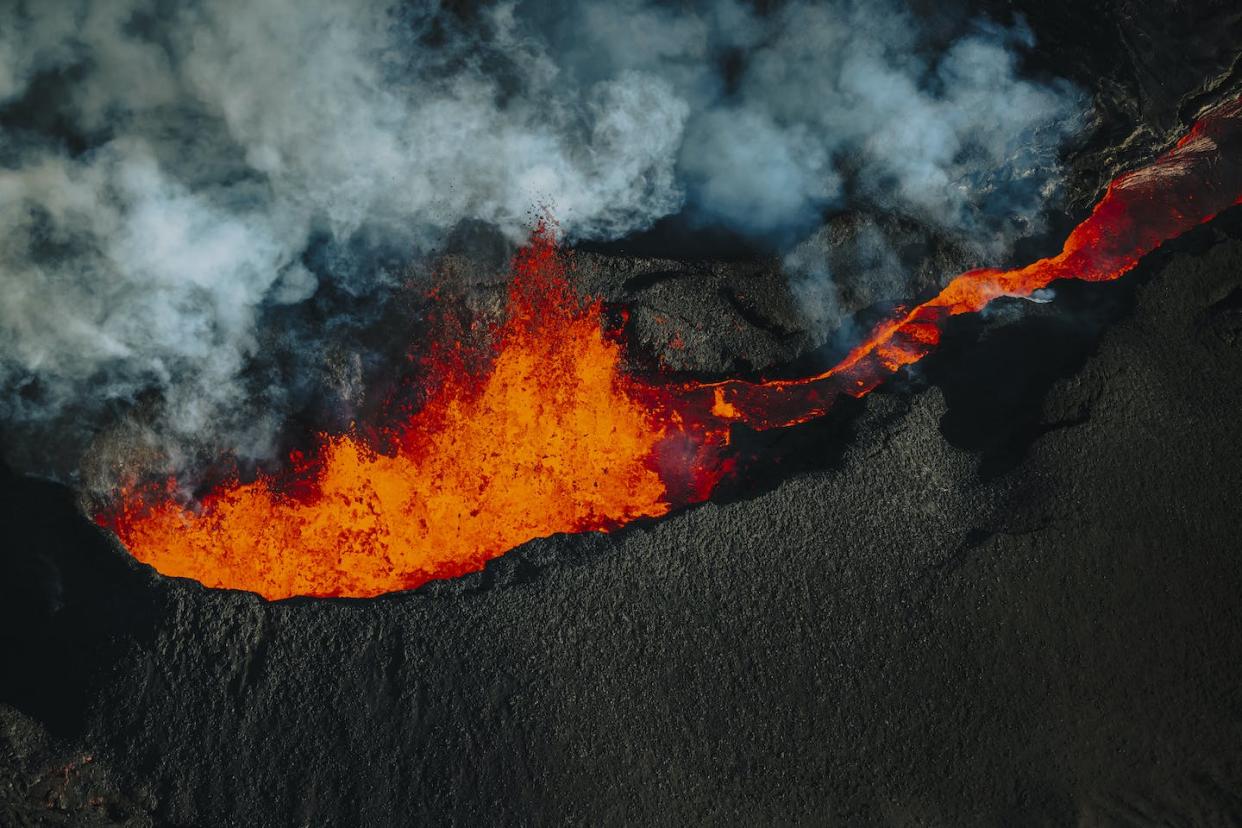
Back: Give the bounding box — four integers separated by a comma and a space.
0, 0, 1084, 485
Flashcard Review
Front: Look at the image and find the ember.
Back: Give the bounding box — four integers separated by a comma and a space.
101, 96, 1242, 599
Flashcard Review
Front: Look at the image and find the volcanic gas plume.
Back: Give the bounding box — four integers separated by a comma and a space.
101, 95, 1242, 600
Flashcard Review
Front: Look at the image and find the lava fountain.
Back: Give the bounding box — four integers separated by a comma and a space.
101, 229, 697, 598
101, 96, 1242, 599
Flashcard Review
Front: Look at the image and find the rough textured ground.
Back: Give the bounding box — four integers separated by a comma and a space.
4, 1, 1242, 825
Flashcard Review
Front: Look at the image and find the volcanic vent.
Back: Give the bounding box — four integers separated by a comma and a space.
100, 224, 686, 598
100, 95, 1242, 600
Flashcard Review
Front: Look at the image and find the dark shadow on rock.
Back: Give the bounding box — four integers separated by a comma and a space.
921, 205, 1242, 479
920, 284, 1126, 480
0, 460, 163, 737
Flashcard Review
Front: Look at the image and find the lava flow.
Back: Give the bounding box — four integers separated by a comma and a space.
674, 95, 1242, 429
102, 96, 1242, 599
103, 228, 687, 598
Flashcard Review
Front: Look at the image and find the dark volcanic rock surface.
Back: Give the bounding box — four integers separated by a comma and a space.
3, 213, 1242, 825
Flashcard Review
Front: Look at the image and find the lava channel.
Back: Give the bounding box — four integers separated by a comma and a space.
101, 95, 1242, 599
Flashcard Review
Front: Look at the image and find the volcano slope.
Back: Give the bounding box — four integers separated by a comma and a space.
6, 5, 1242, 828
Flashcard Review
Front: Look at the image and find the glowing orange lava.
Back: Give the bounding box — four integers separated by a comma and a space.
102, 95, 1242, 599
679, 95, 1242, 429
104, 225, 673, 598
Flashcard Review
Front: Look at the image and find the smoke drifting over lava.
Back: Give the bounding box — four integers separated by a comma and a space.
102, 93, 1242, 599
0, 0, 1083, 488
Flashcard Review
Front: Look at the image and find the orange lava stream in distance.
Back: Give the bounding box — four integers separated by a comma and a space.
680, 95, 1242, 430
103, 225, 674, 598
102, 95, 1242, 599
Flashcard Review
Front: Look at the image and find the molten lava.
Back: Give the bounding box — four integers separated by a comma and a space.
676, 95, 1242, 429
102, 96, 1242, 599
104, 227, 676, 598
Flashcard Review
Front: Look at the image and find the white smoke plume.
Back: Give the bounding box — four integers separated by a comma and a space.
0, 0, 1085, 483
